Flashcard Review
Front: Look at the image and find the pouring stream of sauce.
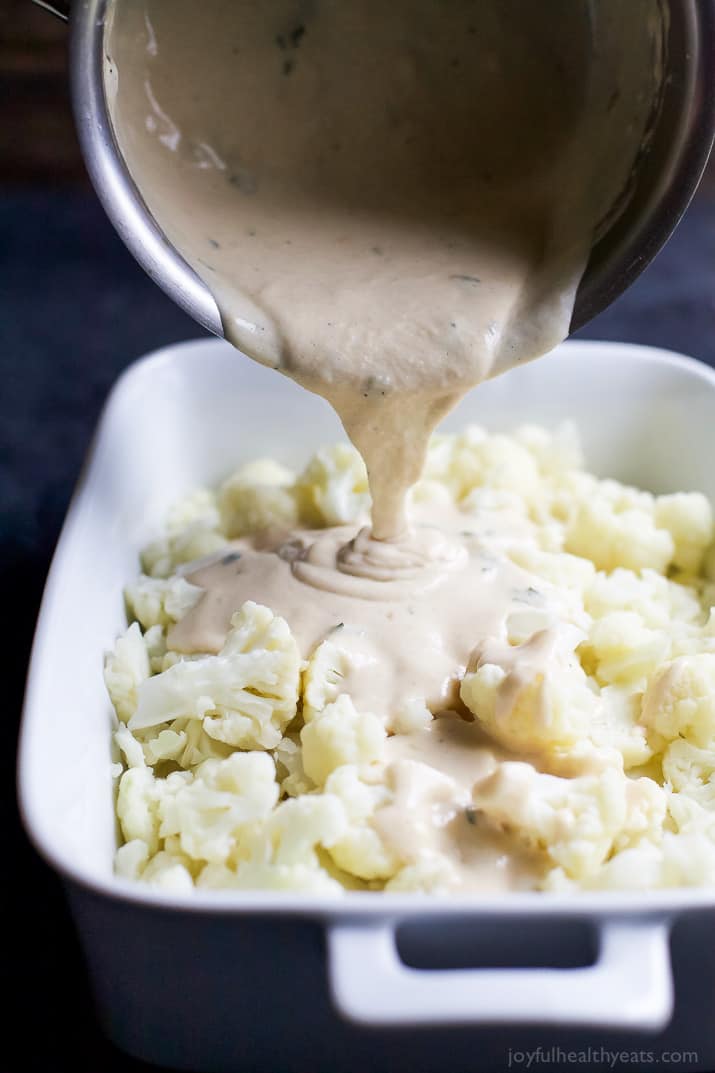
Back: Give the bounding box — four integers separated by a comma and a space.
106, 0, 660, 548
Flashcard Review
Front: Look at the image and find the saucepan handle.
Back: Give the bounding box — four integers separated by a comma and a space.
327, 917, 673, 1028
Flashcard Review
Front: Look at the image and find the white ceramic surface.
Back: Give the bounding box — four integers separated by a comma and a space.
18, 339, 715, 1070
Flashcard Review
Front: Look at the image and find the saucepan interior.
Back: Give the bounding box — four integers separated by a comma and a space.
70, 0, 715, 340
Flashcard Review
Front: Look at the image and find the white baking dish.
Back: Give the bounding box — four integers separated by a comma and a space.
18, 338, 715, 1072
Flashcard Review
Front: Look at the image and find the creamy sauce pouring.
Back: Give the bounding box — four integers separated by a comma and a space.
106, 0, 662, 891
106, 0, 659, 544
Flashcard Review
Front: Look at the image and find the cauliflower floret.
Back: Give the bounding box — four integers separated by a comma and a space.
582, 611, 669, 688
115, 838, 149, 881
514, 421, 583, 476
138, 490, 225, 578
141, 523, 228, 579
325, 760, 467, 884
565, 486, 674, 574
142, 727, 188, 766
140, 850, 195, 892
667, 790, 715, 838
425, 427, 545, 507
104, 622, 151, 723
251, 793, 346, 866
128, 602, 300, 750
123, 717, 234, 774
125, 575, 203, 631
653, 833, 715, 886
218, 459, 298, 537
472, 762, 665, 881
324, 765, 400, 880
302, 629, 352, 720
158, 752, 279, 865
662, 738, 715, 806
170, 718, 234, 769
655, 492, 713, 575
615, 776, 667, 852
139, 489, 224, 578
197, 793, 347, 892
296, 444, 369, 527
115, 724, 146, 769
461, 628, 596, 753
301, 695, 386, 786
585, 568, 703, 630
590, 686, 652, 770
390, 697, 434, 735
116, 765, 178, 854
274, 733, 314, 797
642, 654, 715, 749
166, 488, 220, 533
581, 832, 715, 890
143, 624, 170, 674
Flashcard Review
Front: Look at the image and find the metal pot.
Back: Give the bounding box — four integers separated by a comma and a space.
48, 0, 715, 336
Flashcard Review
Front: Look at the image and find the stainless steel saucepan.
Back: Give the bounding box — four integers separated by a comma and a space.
39, 0, 715, 335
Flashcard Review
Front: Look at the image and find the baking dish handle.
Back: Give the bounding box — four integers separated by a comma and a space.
327, 917, 673, 1028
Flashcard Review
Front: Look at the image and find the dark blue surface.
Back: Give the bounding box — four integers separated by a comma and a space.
2, 186, 714, 1072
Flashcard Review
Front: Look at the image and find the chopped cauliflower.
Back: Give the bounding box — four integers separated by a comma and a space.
273, 733, 314, 797
324, 765, 400, 880
295, 444, 370, 526
105, 623, 151, 724
302, 630, 353, 720
472, 762, 665, 881
197, 794, 348, 892
115, 838, 150, 881
142, 523, 228, 579
583, 611, 670, 688
424, 427, 544, 507
301, 695, 386, 785
461, 628, 597, 753
655, 492, 713, 575
219, 459, 298, 537
158, 753, 279, 864
116, 766, 167, 854
106, 426, 715, 896
128, 602, 300, 750
570, 831, 715, 891
126, 575, 203, 631
565, 492, 675, 574
662, 738, 715, 806
642, 654, 715, 749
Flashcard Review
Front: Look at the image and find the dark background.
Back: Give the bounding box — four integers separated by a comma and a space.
2, 3, 715, 1071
